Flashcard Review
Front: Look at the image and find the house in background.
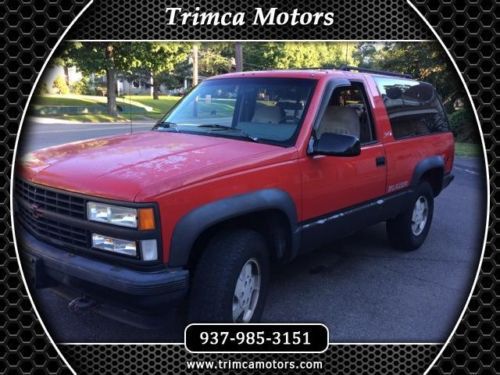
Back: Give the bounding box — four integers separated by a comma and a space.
42, 65, 205, 96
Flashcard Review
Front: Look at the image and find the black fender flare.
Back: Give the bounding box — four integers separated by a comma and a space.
168, 189, 299, 267
411, 155, 445, 193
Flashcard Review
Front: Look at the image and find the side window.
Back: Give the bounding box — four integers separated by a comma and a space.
374, 77, 450, 139
316, 83, 375, 144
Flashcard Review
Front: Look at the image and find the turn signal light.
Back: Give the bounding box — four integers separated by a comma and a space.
138, 208, 155, 230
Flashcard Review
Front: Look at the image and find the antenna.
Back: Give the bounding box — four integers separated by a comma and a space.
128, 78, 134, 134
128, 43, 133, 134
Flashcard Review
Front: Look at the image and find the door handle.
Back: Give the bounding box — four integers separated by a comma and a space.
376, 156, 386, 167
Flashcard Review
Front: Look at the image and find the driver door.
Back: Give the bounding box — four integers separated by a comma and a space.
299, 80, 387, 231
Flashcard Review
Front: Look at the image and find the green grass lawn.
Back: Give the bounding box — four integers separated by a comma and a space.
455, 142, 482, 157
122, 95, 180, 115
32, 94, 182, 122
34, 95, 101, 107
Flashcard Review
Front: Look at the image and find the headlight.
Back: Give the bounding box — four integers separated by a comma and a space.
87, 202, 155, 230
91, 234, 158, 260
92, 234, 137, 257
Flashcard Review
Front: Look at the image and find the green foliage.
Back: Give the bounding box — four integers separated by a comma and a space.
243, 43, 354, 70
70, 77, 90, 95
128, 42, 191, 75
52, 75, 69, 94
352, 43, 377, 68
36, 82, 50, 95
198, 43, 233, 76
448, 107, 478, 142
355, 42, 460, 105
351, 42, 478, 143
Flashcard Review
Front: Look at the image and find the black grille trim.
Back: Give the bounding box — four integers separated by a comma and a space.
14, 179, 165, 269
15, 179, 89, 252
15, 178, 86, 219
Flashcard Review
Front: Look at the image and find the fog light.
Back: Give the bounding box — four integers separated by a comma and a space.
141, 239, 158, 261
92, 233, 137, 257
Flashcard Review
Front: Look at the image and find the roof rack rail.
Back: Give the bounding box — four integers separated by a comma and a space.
339, 65, 413, 79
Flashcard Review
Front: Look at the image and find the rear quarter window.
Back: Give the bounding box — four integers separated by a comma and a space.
374, 77, 450, 139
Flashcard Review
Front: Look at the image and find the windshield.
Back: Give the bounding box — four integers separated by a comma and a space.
155, 78, 317, 146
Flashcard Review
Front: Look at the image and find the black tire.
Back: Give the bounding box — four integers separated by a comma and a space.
188, 229, 270, 323
386, 182, 434, 251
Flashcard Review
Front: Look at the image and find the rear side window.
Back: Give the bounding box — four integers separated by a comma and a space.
374, 77, 450, 139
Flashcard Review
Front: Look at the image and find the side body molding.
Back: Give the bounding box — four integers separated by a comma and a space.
168, 189, 299, 267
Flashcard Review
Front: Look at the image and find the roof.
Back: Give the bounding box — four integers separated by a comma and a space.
206, 69, 348, 80
206, 68, 415, 81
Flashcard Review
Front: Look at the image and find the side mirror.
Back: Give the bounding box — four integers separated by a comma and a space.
310, 133, 361, 157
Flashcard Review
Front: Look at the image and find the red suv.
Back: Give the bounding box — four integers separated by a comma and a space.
15, 67, 454, 325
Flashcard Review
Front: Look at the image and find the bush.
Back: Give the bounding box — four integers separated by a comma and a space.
36, 82, 50, 95
71, 77, 90, 95
52, 75, 69, 95
448, 108, 478, 143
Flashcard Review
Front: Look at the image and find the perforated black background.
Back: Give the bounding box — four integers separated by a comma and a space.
67, 0, 431, 40
60, 344, 439, 374
0, 0, 496, 374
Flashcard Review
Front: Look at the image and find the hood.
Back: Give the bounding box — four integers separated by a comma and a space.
17, 131, 286, 201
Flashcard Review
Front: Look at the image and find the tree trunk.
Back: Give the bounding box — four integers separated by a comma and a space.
105, 44, 117, 116
151, 72, 160, 100
63, 65, 70, 86
106, 68, 117, 115
192, 45, 199, 87
235, 43, 243, 72
149, 72, 154, 98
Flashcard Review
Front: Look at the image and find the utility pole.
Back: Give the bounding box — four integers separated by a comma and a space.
192, 44, 199, 87
235, 42, 243, 72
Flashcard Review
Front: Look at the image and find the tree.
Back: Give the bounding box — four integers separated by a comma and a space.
198, 43, 233, 76
65, 42, 132, 115
359, 42, 476, 142
352, 43, 378, 68
243, 42, 356, 70
52, 44, 78, 86
128, 43, 190, 99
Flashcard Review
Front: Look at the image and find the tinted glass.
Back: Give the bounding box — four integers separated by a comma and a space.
374, 77, 450, 139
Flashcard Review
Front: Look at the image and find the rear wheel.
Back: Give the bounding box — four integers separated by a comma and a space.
387, 182, 434, 251
188, 229, 270, 323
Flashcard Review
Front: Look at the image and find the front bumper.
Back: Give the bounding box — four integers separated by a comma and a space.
17, 225, 189, 327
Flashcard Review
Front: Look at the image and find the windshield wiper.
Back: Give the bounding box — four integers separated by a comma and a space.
196, 124, 259, 142
154, 121, 179, 132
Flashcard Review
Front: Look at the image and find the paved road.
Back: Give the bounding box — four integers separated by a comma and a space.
19, 119, 487, 343
17, 120, 155, 156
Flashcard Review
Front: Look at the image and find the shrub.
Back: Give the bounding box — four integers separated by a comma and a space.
52, 75, 69, 95
448, 108, 478, 143
71, 77, 90, 95
36, 82, 50, 95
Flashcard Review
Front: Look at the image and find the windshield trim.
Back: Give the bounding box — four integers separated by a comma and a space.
155, 77, 319, 148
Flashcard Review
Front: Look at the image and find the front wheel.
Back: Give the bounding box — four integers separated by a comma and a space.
387, 182, 434, 251
188, 229, 270, 323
